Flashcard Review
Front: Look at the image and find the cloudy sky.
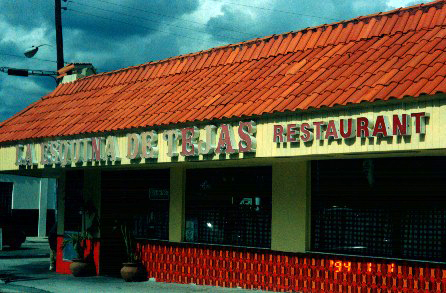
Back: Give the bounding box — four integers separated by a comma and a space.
0, 0, 421, 121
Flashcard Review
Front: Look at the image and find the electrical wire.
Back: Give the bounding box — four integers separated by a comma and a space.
208, 0, 338, 22
0, 53, 101, 71
69, 1, 243, 41
67, 8, 220, 42
0, 52, 58, 64
88, 0, 257, 38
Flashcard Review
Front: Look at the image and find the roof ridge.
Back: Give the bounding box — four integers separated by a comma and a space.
54, 23, 446, 97
61, 0, 445, 87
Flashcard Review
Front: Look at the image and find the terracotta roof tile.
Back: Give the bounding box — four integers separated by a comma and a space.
316, 26, 332, 47
382, 13, 401, 35
2, 1, 446, 142
305, 28, 323, 49
409, 9, 425, 31
220, 48, 233, 65
259, 38, 276, 59
245, 42, 260, 60
294, 31, 312, 51
323, 24, 342, 45
186, 55, 201, 72
267, 35, 283, 57
276, 34, 293, 54
438, 5, 446, 25
229, 101, 250, 117
202, 50, 217, 68
281, 32, 299, 53
284, 94, 307, 111
426, 76, 446, 95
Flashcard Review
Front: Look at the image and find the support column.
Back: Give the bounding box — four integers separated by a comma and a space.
38, 178, 49, 237
271, 160, 311, 253
56, 171, 65, 236
169, 166, 186, 242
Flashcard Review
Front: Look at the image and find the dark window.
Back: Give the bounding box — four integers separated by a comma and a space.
0, 182, 13, 219
312, 157, 446, 261
185, 167, 272, 248
101, 169, 169, 240
64, 170, 84, 232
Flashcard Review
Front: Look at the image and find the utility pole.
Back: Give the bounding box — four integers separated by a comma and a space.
55, 0, 64, 71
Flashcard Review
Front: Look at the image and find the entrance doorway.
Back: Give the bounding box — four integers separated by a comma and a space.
100, 169, 169, 276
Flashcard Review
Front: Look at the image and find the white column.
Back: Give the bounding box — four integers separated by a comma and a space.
38, 178, 49, 237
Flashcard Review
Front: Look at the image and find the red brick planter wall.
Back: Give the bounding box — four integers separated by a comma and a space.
56, 236, 100, 275
137, 241, 446, 292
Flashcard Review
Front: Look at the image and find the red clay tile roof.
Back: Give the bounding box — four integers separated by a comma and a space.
1, 0, 446, 143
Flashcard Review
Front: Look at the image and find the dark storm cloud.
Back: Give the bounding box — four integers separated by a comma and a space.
64, 0, 200, 39
206, 0, 392, 43
0, 0, 199, 121
0, 75, 52, 119
0, 1, 53, 29
63, 0, 201, 69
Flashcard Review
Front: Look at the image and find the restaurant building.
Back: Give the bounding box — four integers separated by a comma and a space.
1, 1, 446, 291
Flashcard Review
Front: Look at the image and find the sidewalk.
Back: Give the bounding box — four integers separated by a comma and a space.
1, 272, 270, 293
0, 238, 273, 293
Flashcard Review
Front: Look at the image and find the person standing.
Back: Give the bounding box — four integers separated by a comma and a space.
48, 222, 57, 271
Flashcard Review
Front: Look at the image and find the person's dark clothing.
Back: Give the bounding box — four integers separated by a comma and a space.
49, 223, 57, 251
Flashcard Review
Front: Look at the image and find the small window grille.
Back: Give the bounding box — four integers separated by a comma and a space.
185, 167, 272, 248
312, 157, 446, 262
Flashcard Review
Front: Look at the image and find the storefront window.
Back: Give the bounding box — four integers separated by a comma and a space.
312, 157, 446, 262
185, 167, 272, 248
101, 169, 169, 241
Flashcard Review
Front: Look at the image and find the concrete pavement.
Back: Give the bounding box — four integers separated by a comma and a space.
0, 237, 272, 293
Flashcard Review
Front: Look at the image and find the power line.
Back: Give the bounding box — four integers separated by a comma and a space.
0, 53, 92, 70
88, 0, 257, 38
0, 52, 58, 64
69, 1, 242, 41
67, 8, 216, 42
0, 51, 113, 75
209, 0, 338, 22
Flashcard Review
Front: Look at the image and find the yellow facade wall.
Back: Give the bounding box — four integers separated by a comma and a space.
0, 97, 445, 172
169, 166, 186, 242
0, 145, 18, 171
271, 161, 310, 253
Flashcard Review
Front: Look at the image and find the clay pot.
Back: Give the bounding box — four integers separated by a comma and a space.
69, 259, 94, 277
120, 262, 144, 282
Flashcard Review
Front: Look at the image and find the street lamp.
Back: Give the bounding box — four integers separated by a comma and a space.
24, 44, 53, 58
1, 2, 65, 84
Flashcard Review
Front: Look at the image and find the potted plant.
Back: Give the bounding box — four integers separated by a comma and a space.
120, 224, 145, 282
61, 200, 99, 277
62, 231, 95, 277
